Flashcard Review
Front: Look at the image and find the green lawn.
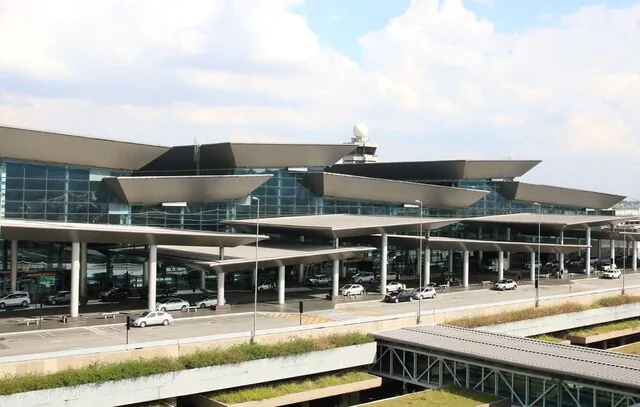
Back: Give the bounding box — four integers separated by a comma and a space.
363, 387, 501, 407
447, 295, 640, 328
533, 334, 567, 343
567, 319, 640, 337
612, 342, 640, 355
211, 371, 373, 404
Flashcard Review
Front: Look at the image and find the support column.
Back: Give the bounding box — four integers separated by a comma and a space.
200, 270, 206, 291
585, 227, 592, 276
147, 245, 158, 311
278, 265, 285, 305
10, 240, 18, 292
462, 250, 469, 288
559, 230, 565, 272
80, 242, 88, 300
506, 228, 511, 268
297, 236, 305, 284
70, 242, 80, 318
217, 272, 225, 306
633, 242, 638, 271
416, 245, 422, 280
610, 239, 616, 264
341, 261, 348, 279
332, 238, 340, 298
498, 251, 504, 280
448, 249, 453, 274
530, 252, 536, 281
143, 261, 149, 287
380, 234, 388, 295
478, 228, 483, 263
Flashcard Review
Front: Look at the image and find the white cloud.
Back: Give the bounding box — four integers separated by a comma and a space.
0, 0, 639, 195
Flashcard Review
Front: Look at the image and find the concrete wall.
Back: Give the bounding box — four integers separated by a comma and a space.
0, 343, 377, 407
1, 286, 638, 376
476, 303, 640, 337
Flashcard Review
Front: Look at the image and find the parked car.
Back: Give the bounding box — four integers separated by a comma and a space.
601, 263, 618, 272
437, 277, 462, 287
492, 279, 517, 291
139, 283, 178, 299
339, 284, 365, 296
0, 292, 30, 309
413, 286, 437, 300
582, 265, 595, 274
376, 272, 399, 282
524, 261, 543, 270
602, 270, 622, 279
44, 291, 71, 305
131, 311, 173, 328
351, 272, 375, 284
312, 275, 332, 287
385, 281, 406, 293
155, 297, 190, 312
255, 281, 276, 291
99, 287, 129, 302
192, 295, 218, 308
384, 289, 415, 303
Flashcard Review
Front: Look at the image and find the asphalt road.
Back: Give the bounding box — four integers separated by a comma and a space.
0, 273, 637, 358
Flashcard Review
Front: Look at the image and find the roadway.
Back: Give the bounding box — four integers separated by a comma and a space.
0, 273, 637, 358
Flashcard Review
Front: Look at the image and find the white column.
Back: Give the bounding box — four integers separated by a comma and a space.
380, 234, 388, 295
610, 239, 616, 264
332, 238, 340, 298
448, 249, 453, 274
424, 247, 431, 285
633, 242, 638, 271
559, 230, 565, 272
80, 242, 88, 299
252, 268, 258, 287
462, 250, 469, 288
498, 251, 504, 280
530, 252, 536, 281
585, 227, 592, 276
10, 240, 17, 292
70, 242, 80, 318
147, 245, 158, 311
217, 272, 225, 306
478, 228, 483, 263
278, 265, 285, 305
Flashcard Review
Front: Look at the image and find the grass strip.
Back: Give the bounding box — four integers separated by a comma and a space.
0, 332, 372, 396
363, 386, 502, 407
211, 371, 373, 404
567, 319, 640, 337
448, 295, 640, 328
613, 342, 640, 355
533, 334, 567, 343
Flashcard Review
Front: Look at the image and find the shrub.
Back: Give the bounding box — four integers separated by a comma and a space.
0, 332, 373, 396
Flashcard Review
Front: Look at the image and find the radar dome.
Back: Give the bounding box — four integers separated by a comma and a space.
353, 123, 369, 139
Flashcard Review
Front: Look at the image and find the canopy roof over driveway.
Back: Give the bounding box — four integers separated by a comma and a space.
463, 213, 639, 234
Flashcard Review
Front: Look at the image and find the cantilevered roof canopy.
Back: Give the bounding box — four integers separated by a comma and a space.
327, 160, 541, 181
493, 181, 625, 210
123, 243, 375, 273
0, 219, 266, 247
354, 235, 586, 254
0, 125, 169, 170
226, 214, 462, 239
464, 213, 639, 233
303, 173, 488, 208
560, 229, 640, 242
137, 143, 357, 174
103, 174, 272, 204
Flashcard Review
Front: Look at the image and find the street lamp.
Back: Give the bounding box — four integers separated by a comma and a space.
251, 196, 260, 344
415, 199, 423, 324
533, 203, 541, 307
622, 229, 627, 295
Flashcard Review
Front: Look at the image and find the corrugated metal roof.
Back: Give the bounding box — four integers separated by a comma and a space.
374, 325, 640, 391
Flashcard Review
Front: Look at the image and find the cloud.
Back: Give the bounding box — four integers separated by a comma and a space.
0, 0, 639, 195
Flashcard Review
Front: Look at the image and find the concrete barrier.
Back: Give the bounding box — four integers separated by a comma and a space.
0, 343, 377, 407
1, 286, 638, 376
477, 303, 640, 337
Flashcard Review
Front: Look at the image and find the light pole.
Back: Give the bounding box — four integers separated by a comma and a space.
533, 203, 541, 307
415, 199, 423, 324
622, 229, 627, 295
251, 196, 260, 344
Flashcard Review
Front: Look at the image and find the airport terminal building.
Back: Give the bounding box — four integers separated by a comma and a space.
0, 125, 636, 315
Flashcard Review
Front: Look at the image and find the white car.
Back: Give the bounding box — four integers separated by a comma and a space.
524, 262, 542, 270
0, 292, 31, 309
255, 281, 276, 291
601, 264, 618, 272
352, 272, 375, 284
602, 270, 622, 279
583, 265, 595, 274
385, 281, 405, 293
339, 284, 365, 296
155, 297, 190, 312
413, 286, 437, 299
131, 311, 173, 328
193, 295, 218, 308
377, 272, 399, 282
493, 279, 517, 291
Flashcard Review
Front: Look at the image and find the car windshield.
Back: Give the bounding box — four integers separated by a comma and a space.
399, 290, 411, 295
139, 311, 150, 317
340, 285, 351, 289
497, 279, 508, 283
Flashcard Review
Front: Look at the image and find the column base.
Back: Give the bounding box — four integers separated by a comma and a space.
325, 294, 342, 301
211, 304, 231, 311
61, 315, 86, 323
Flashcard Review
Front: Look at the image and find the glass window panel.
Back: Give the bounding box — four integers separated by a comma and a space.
3, 190, 23, 201
24, 190, 46, 201
68, 180, 89, 191
5, 163, 25, 178
25, 178, 46, 189
5, 177, 24, 189
24, 164, 47, 179
47, 179, 66, 190
47, 166, 67, 180
68, 168, 89, 180
68, 212, 88, 223
4, 201, 24, 217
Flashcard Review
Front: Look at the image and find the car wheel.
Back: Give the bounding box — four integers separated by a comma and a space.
0, 302, 5, 309
200, 303, 206, 308
394, 298, 399, 303
21, 301, 28, 307
139, 322, 146, 328
432, 294, 437, 299
181, 305, 187, 311
513, 285, 517, 290
162, 319, 169, 326
50, 299, 57, 305
409, 297, 413, 302
161, 307, 167, 312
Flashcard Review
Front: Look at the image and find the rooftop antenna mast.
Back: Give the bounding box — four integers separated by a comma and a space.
193, 137, 201, 176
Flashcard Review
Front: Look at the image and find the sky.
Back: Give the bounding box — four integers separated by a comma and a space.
0, 0, 639, 198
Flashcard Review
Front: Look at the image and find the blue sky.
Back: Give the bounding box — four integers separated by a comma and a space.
0, 0, 639, 197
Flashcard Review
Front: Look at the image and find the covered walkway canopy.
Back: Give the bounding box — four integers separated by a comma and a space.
463, 213, 639, 233
226, 214, 461, 239
355, 234, 587, 254
0, 218, 266, 247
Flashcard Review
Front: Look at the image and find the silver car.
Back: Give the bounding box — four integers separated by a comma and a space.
131, 311, 173, 328
155, 297, 190, 312
193, 295, 218, 308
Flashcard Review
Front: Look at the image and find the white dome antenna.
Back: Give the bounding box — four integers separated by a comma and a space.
353, 123, 369, 141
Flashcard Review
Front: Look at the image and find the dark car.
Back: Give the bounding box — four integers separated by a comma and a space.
99, 287, 129, 302
139, 284, 178, 299
384, 289, 415, 303
44, 291, 71, 305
